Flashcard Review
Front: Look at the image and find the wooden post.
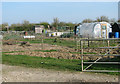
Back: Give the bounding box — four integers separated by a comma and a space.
80, 40, 81, 49
107, 40, 110, 47
101, 25, 103, 38
75, 35, 77, 51
88, 37, 89, 47
106, 25, 107, 39
81, 40, 83, 71
42, 35, 44, 50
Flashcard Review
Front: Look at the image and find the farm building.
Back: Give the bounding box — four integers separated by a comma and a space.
33, 25, 45, 33
76, 22, 112, 38
111, 23, 120, 38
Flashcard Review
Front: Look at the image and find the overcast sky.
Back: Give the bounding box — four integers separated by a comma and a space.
2, 2, 118, 25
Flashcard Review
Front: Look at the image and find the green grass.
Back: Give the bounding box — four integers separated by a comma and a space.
2, 53, 120, 75
83, 40, 119, 48
88, 64, 119, 75
3, 34, 120, 48
2, 53, 81, 71
3, 34, 23, 40
34, 49, 58, 52
20, 38, 119, 50
3, 51, 24, 53
21, 38, 76, 48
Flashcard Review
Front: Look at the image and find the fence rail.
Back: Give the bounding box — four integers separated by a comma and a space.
83, 54, 120, 56
83, 62, 120, 64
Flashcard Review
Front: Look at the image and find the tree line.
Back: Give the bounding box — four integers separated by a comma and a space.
1, 16, 120, 31
82, 16, 118, 23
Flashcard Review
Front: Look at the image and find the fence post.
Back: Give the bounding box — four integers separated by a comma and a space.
88, 37, 89, 47
42, 34, 44, 50
81, 40, 83, 71
107, 40, 110, 47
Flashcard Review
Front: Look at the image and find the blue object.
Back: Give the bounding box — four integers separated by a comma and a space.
109, 32, 112, 38
114, 32, 119, 38
45, 30, 47, 34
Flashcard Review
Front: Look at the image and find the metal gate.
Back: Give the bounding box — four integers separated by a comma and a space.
79, 38, 120, 72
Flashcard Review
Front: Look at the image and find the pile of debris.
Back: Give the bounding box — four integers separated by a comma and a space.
19, 41, 31, 46
3, 40, 17, 45
3, 40, 31, 47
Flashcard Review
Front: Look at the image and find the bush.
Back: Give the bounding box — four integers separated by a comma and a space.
60, 33, 74, 38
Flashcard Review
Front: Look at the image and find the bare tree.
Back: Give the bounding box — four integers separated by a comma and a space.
52, 17, 59, 28
59, 22, 66, 27
82, 19, 93, 23
110, 18, 116, 23
23, 20, 29, 25
96, 16, 109, 22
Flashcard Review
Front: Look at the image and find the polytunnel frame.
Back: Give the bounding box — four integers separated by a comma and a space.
91, 23, 96, 38
78, 22, 111, 39
79, 38, 120, 72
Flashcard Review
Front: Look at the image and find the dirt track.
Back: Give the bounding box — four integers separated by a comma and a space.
2, 64, 118, 82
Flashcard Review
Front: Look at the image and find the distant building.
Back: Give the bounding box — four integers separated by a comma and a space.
48, 32, 64, 37
34, 25, 45, 33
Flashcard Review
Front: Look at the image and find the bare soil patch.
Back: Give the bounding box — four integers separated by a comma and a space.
3, 42, 119, 60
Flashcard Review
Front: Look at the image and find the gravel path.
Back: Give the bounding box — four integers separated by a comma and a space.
2, 64, 118, 82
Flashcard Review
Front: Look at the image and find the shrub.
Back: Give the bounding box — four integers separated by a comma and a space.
60, 33, 74, 38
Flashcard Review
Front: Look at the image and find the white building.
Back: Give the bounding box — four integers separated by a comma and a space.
34, 25, 45, 33
48, 32, 64, 37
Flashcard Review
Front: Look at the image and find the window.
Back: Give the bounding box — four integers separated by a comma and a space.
102, 25, 106, 30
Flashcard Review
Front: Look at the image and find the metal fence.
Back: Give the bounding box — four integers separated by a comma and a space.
79, 38, 120, 72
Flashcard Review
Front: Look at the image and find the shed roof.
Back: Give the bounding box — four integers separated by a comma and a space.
112, 23, 120, 31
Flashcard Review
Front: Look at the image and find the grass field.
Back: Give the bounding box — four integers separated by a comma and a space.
2, 52, 119, 75
21, 38, 76, 48
20, 38, 119, 48
3, 34, 119, 48
2, 35, 120, 75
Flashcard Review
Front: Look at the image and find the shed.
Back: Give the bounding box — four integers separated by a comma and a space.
76, 22, 112, 38
111, 23, 120, 38
34, 25, 45, 33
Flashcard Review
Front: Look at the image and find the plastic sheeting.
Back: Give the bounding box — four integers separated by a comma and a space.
76, 22, 112, 38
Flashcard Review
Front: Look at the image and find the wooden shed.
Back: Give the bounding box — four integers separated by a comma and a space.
34, 25, 45, 33
111, 23, 120, 38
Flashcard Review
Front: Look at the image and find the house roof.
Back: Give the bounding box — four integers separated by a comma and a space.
34, 25, 40, 27
34, 25, 45, 28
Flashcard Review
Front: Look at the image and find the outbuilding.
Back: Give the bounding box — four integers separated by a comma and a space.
33, 25, 45, 33
111, 23, 120, 38
76, 22, 112, 38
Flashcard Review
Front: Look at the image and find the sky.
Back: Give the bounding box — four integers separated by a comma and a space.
2, 2, 118, 25
119, 1, 120, 20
